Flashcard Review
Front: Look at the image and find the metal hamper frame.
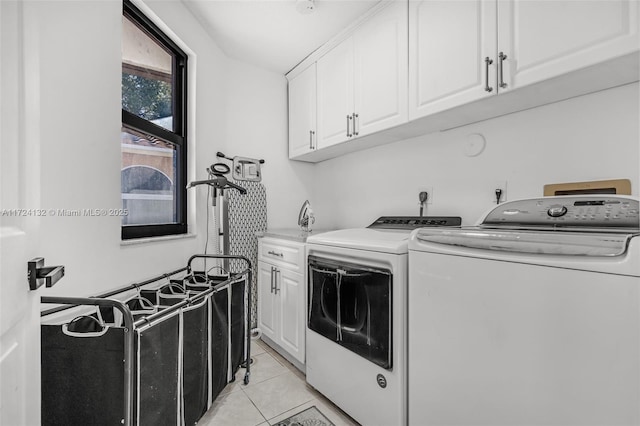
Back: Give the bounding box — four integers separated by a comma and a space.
40, 254, 253, 426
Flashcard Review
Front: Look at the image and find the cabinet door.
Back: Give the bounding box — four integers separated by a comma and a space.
354, 1, 409, 136
288, 64, 317, 159
277, 269, 305, 364
409, 0, 497, 120
257, 261, 277, 342
317, 37, 354, 149
498, 0, 640, 91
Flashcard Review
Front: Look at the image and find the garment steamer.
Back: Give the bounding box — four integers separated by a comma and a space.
187, 152, 266, 339
187, 162, 246, 276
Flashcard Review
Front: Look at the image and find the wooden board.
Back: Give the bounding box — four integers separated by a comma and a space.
543, 179, 631, 196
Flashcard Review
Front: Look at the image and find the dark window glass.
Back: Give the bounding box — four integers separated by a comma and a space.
121, 0, 187, 239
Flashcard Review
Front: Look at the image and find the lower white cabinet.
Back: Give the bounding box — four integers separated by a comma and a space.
257, 238, 306, 366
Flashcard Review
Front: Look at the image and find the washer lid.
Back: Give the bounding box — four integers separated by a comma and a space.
413, 227, 639, 257
307, 228, 411, 254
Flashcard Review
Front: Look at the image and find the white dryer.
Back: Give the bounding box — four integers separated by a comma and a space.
408, 196, 640, 425
306, 216, 461, 426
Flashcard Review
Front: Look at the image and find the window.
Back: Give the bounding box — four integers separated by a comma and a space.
121, 0, 187, 239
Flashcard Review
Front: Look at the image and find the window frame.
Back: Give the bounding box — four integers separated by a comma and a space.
122, 0, 188, 240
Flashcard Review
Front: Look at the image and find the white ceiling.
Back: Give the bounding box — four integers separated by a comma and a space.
181, 0, 380, 75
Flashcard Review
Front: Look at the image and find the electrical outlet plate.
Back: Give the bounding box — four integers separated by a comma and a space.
491, 181, 508, 204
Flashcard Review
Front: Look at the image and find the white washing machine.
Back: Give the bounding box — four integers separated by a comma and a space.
306, 216, 461, 426
408, 196, 640, 425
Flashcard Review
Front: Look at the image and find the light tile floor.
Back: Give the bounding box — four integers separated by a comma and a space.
198, 339, 360, 426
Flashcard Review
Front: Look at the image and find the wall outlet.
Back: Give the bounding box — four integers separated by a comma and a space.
492, 181, 508, 204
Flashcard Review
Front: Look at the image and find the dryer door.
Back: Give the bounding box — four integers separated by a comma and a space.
308, 255, 393, 369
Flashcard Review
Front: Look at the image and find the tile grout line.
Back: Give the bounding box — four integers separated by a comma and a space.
240, 370, 315, 423
242, 343, 318, 424
239, 351, 292, 424
242, 384, 316, 425
265, 399, 317, 424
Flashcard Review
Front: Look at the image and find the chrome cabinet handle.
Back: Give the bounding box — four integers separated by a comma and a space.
308, 130, 316, 149
270, 266, 275, 293
274, 269, 280, 295
498, 52, 507, 89
311, 130, 315, 149
268, 250, 283, 257
346, 115, 352, 137
353, 113, 359, 136
484, 57, 494, 92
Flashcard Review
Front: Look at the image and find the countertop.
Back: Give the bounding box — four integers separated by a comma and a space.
256, 228, 333, 243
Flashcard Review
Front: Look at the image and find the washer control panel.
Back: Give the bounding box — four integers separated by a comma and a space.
368, 216, 462, 230
482, 196, 639, 228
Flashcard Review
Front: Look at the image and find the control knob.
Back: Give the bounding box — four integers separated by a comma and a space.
547, 204, 568, 218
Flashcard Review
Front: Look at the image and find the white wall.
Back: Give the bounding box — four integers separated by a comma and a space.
33, 0, 311, 299
33, 0, 249, 298
223, 58, 314, 229
26, 0, 639, 299
312, 83, 640, 228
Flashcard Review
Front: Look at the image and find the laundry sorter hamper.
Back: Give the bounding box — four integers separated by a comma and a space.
40, 254, 253, 426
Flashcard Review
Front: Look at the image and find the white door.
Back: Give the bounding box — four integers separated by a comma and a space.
316, 37, 354, 149
288, 64, 317, 158
257, 261, 277, 341
277, 269, 304, 363
1, 1, 43, 425
409, 0, 497, 119
497, 0, 640, 91
353, 1, 408, 136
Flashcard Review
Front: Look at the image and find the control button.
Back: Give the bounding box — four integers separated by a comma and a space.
547, 205, 568, 218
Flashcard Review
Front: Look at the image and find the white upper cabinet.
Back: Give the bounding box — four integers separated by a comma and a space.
316, 0, 408, 149
409, 0, 639, 120
409, 0, 497, 119
317, 38, 354, 149
289, 0, 639, 162
288, 64, 317, 158
498, 0, 640, 91
353, 0, 408, 137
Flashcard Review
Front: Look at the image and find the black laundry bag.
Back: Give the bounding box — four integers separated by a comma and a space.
157, 282, 188, 307
210, 289, 229, 401
184, 274, 209, 293
135, 311, 181, 426
182, 298, 209, 426
184, 272, 228, 294
42, 315, 126, 426
230, 278, 246, 379
41, 273, 248, 426
140, 289, 159, 305
126, 296, 157, 320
